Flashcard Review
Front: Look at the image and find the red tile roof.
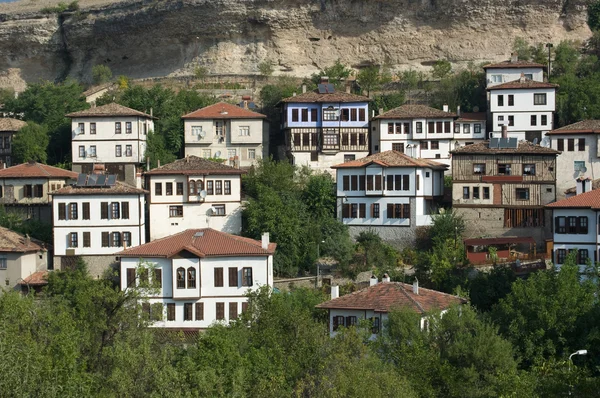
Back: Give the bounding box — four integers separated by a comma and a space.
463, 236, 536, 246
279, 90, 370, 104
488, 79, 558, 90
0, 161, 78, 179
117, 229, 276, 258
332, 150, 448, 170
546, 189, 600, 209
483, 60, 546, 70
52, 181, 147, 196
66, 103, 154, 119
182, 102, 266, 119
144, 155, 245, 176
547, 120, 600, 135
451, 140, 559, 155
0, 226, 47, 253
374, 104, 456, 120
316, 282, 466, 314
20, 271, 49, 286
456, 112, 486, 122
0, 118, 27, 132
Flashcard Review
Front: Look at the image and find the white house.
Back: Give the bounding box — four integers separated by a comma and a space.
371, 105, 486, 168
0, 226, 49, 293
145, 156, 244, 240
118, 228, 276, 329
0, 117, 27, 167
547, 187, 600, 273
67, 103, 155, 187
332, 150, 447, 247
315, 277, 466, 338
546, 120, 600, 200
182, 102, 267, 168
279, 80, 370, 174
483, 55, 545, 88
52, 175, 147, 277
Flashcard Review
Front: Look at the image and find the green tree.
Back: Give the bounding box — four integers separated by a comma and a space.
468, 266, 517, 312
91, 64, 113, 85
356, 65, 391, 97
589, 0, 600, 31
258, 60, 275, 77
11, 122, 49, 163
354, 230, 398, 271
194, 65, 208, 80
513, 37, 532, 61
372, 91, 405, 113
311, 60, 353, 89
432, 59, 452, 79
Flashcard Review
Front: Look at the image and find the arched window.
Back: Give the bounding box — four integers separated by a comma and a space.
187, 267, 196, 289
176, 267, 185, 289
189, 180, 196, 195
196, 180, 203, 193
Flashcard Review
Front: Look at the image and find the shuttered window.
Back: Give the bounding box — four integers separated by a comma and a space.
82, 202, 90, 220
403, 175, 410, 191
229, 267, 238, 287
359, 203, 366, 218
184, 303, 193, 321
121, 202, 129, 219
101, 232, 110, 247
242, 268, 253, 287
214, 267, 223, 287
101, 202, 108, 219
58, 203, 66, 220
154, 268, 162, 288
83, 232, 90, 247
332, 315, 344, 331
343, 176, 350, 191
126, 268, 136, 288
229, 302, 238, 320
342, 204, 350, 219
242, 302, 249, 313
216, 303, 225, 320
167, 303, 175, 321
195, 303, 204, 320
387, 204, 411, 219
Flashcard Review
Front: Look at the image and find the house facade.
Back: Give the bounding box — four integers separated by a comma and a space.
0, 161, 78, 223
118, 229, 275, 329
52, 177, 147, 277
67, 103, 154, 187
145, 156, 244, 240
0, 118, 27, 167
546, 120, 600, 200
371, 105, 486, 168
0, 226, 49, 292
451, 139, 559, 245
333, 150, 446, 247
280, 82, 370, 174
183, 102, 267, 168
483, 57, 545, 88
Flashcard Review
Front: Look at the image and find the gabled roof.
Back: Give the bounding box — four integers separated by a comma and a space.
315, 282, 466, 314
144, 155, 245, 176
66, 103, 154, 119
546, 189, 600, 209
0, 118, 26, 132
373, 104, 456, 120
0, 161, 78, 179
19, 271, 49, 286
547, 120, 600, 135
332, 150, 448, 170
456, 112, 486, 122
279, 90, 370, 104
182, 102, 266, 119
451, 140, 559, 155
488, 79, 558, 91
117, 228, 276, 258
52, 181, 147, 196
483, 60, 546, 70
0, 226, 47, 253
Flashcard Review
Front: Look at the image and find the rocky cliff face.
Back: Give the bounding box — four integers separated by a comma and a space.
0, 0, 592, 86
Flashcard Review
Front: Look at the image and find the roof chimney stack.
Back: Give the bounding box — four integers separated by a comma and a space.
331, 285, 339, 299
320, 76, 329, 84
345, 81, 351, 94
382, 273, 390, 283
302, 84, 307, 94
412, 278, 419, 295
443, 104, 449, 112
456, 105, 461, 116
370, 275, 378, 286
502, 124, 508, 139
261, 232, 270, 250
511, 52, 518, 63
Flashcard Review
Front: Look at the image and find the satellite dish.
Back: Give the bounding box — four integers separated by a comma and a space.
214, 151, 222, 158
199, 131, 206, 138
207, 208, 214, 216
533, 138, 539, 145
582, 167, 588, 173
199, 190, 207, 199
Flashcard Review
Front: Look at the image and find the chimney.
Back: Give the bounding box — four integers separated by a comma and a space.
370, 275, 378, 286
25, 234, 30, 246
157, 159, 160, 168
456, 105, 461, 116
150, 107, 153, 117
293, 92, 297, 96
261, 232, 270, 250
511, 52, 518, 63
320, 76, 329, 84
577, 178, 591, 195
331, 285, 339, 299
443, 104, 449, 112
378, 108, 384, 116
519, 72, 526, 83
382, 273, 390, 283
501, 124, 508, 139
345, 81, 351, 94
412, 278, 419, 295
302, 84, 307, 94
1, 163, 5, 169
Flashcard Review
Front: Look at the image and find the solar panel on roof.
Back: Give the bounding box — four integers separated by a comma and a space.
498, 138, 509, 148
317, 84, 326, 94
508, 137, 518, 148
107, 175, 116, 186
76, 174, 87, 187
87, 174, 98, 186
326, 84, 335, 93
96, 175, 107, 186
490, 138, 499, 148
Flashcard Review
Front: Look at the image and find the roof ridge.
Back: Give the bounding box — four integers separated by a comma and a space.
395, 283, 426, 313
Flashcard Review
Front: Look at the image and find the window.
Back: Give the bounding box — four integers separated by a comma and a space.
416, 122, 423, 134
568, 139, 575, 151
111, 232, 121, 247
474, 124, 481, 134
359, 108, 365, 121
187, 268, 196, 289
350, 203, 358, 218
169, 205, 183, 217
386, 203, 410, 219
24, 184, 33, 198
212, 204, 226, 216
125, 122, 132, 134
557, 138, 564, 151
90, 123, 96, 134
78, 122, 85, 135
115, 145, 122, 157
177, 267, 185, 289
344, 154, 355, 163
115, 122, 122, 134
207, 181, 213, 195
534, 93, 547, 105
82, 202, 90, 220
523, 164, 536, 176
122, 232, 132, 248
531, 115, 537, 126
343, 176, 350, 191
239, 126, 250, 136
359, 203, 366, 218
454, 123, 460, 134
0, 257, 6, 270
392, 143, 404, 153
125, 145, 132, 157
242, 267, 253, 286
111, 202, 120, 219
333, 316, 345, 331
191, 126, 202, 136
33, 184, 43, 198
387, 123, 393, 134
555, 217, 566, 234
497, 95, 504, 106
176, 182, 183, 195
340, 108, 350, 122
541, 115, 548, 125
436, 121, 442, 133
229, 302, 238, 320
557, 249, 566, 265
491, 74, 502, 83
508, 116, 514, 126
224, 180, 231, 195
430, 141, 439, 150
371, 317, 380, 334
216, 303, 225, 320
69, 232, 78, 248
516, 188, 530, 200
346, 316, 357, 327
202, 149, 211, 158
184, 303, 193, 321
483, 187, 490, 199
311, 108, 318, 122
372, 203, 380, 218
473, 164, 485, 175
568, 217, 578, 234
463, 124, 470, 134
291, 109, 299, 122
79, 146, 85, 158
463, 186, 470, 199
154, 183, 162, 196
83, 232, 90, 248
444, 121, 451, 133
504, 208, 545, 228
215, 180, 222, 195
574, 161, 585, 172
323, 107, 338, 121
579, 217, 589, 234
429, 122, 435, 134
579, 138, 585, 151
214, 268, 224, 287
498, 115, 504, 128
473, 187, 480, 199
498, 164, 511, 175
578, 249, 589, 264
166, 182, 173, 195
195, 303, 204, 321
167, 303, 175, 321
101, 232, 109, 247
508, 95, 514, 106
228, 267, 238, 287
69, 203, 78, 220
421, 141, 428, 150
247, 149, 256, 160
89, 146, 96, 157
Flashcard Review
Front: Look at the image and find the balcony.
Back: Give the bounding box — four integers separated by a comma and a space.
288, 127, 369, 153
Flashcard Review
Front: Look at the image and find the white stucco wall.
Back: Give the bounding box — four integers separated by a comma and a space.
485, 67, 544, 87
489, 88, 556, 137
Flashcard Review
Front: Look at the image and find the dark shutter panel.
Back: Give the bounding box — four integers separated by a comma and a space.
126, 268, 135, 288
229, 267, 238, 287
416, 175, 420, 191
403, 175, 410, 191
403, 204, 411, 220
101, 202, 108, 219
359, 175, 365, 191
195, 303, 204, 320
154, 268, 162, 288
342, 204, 349, 219
229, 302, 238, 320
58, 203, 66, 220
370, 204, 374, 218
333, 316, 339, 331
215, 268, 223, 287
359, 203, 366, 218
387, 204, 393, 219
102, 232, 109, 247
121, 202, 129, 219
343, 176, 350, 191
82, 202, 90, 220
242, 302, 249, 313
555, 217, 559, 233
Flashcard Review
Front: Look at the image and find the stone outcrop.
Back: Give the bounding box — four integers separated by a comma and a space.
0, 0, 592, 86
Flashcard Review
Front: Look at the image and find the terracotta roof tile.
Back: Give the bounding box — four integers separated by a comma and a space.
456, 112, 487, 122
332, 150, 448, 170
144, 155, 245, 176
463, 236, 536, 246
547, 120, 600, 135
182, 102, 266, 119
547, 188, 600, 209
483, 60, 546, 69
0, 118, 27, 131
66, 103, 154, 119
280, 90, 370, 104
0, 162, 78, 179
373, 104, 456, 120
118, 229, 276, 258
316, 282, 466, 314
451, 140, 559, 155
20, 271, 49, 286
488, 79, 558, 90
0, 226, 47, 253
52, 181, 147, 196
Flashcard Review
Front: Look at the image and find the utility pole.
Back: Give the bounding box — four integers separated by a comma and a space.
545, 43, 554, 78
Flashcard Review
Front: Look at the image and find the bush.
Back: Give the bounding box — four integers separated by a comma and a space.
92, 65, 112, 85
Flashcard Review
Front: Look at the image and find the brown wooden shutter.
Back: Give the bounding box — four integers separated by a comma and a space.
342, 204, 350, 219
154, 268, 162, 288
416, 175, 420, 191
195, 303, 204, 320
375, 175, 382, 190
333, 315, 339, 331
216, 302, 225, 320
311, 108, 318, 122
229, 267, 238, 287
121, 202, 129, 219
359, 175, 365, 191
387, 203, 394, 219
370, 204, 374, 218
109, 233, 114, 247
403, 204, 411, 220
343, 176, 350, 191
359, 203, 366, 218
242, 302, 249, 313
101, 202, 108, 219
229, 302, 238, 320
82, 202, 90, 220
58, 203, 66, 220
83, 232, 90, 247
387, 175, 393, 190
102, 232, 109, 247
126, 268, 135, 287
167, 303, 175, 321
214, 268, 223, 287
403, 175, 410, 191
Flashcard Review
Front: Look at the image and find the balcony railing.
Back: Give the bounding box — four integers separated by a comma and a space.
289, 127, 369, 152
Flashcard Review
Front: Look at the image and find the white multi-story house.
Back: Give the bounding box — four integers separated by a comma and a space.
371, 105, 486, 168
183, 102, 267, 168
0, 161, 78, 223
332, 150, 447, 247
316, 277, 465, 338
547, 186, 600, 272
280, 80, 370, 174
483, 55, 545, 88
0, 118, 27, 167
0, 226, 49, 293
118, 229, 275, 329
145, 156, 244, 240
546, 120, 600, 200
67, 103, 154, 187
52, 175, 147, 277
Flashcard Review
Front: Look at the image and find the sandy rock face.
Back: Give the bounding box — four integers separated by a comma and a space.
0, 0, 592, 85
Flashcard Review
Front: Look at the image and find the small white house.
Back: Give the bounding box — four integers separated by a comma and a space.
182, 102, 267, 168
145, 156, 244, 240
52, 175, 147, 277
0, 226, 49, 293
483, 56, 545, 88
118, 228, 276, 329
316, 277, 466, 338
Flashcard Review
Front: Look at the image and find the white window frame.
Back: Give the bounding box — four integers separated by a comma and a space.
248, 149, 256, 160
0, 257, 6, 270
239, 126, 250, 136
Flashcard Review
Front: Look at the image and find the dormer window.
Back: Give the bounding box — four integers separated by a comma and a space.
187, 267, 196, 289
177, 267, 185, 289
